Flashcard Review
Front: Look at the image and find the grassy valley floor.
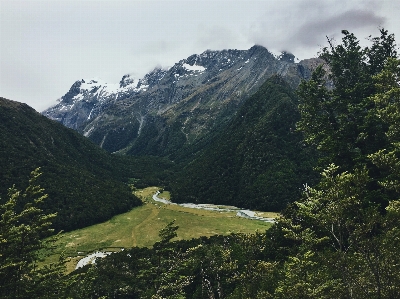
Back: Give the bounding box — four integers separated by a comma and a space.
52, 187, 277, 272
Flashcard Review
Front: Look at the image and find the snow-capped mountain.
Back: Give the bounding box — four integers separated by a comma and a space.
44, 75, 149, 130
43, 45, 322, 155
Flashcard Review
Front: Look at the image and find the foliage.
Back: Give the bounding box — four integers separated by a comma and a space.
277, 164, 399, 298
276, 29, 400, 298
66, 230, 282, 299
0, 168, 67, 298
67, 222, 193, 298
297, 29, 397, 172
369, 58, 400, 193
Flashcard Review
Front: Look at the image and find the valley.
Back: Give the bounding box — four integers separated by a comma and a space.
54, 187, 276, 272
2, 29, 400, 298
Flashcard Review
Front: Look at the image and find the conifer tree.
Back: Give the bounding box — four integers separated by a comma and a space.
0, 168, 65, 298
297, 28, 397, 176
277, 29, 400, 298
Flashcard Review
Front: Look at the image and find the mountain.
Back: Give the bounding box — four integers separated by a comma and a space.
169, 76, 318, 211
43, 46, 323, 157
0, 97, 145, 231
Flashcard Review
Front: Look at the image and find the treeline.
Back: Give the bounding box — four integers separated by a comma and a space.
67, 224, 289, 298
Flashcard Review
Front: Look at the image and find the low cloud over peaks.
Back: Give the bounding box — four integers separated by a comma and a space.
292, 9, 385, 48
249, 0, 387, 59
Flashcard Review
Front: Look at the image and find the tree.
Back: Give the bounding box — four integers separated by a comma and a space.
140, 220, 192, 299
277, 165, 387, 298
369, 57, 400, 193
277, 163, 400, 298
224, 233, 278, 299
275, 29, 400, 298
297, 29, 397, 172
0, 168, 65, 298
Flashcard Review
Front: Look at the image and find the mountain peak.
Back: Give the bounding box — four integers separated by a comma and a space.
119, 74, 137, 88
43, 45, 322, 153
248, 44, 269, 53
278, 51, 295, 63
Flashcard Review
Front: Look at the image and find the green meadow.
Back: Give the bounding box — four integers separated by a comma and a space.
52, 187, 276, 271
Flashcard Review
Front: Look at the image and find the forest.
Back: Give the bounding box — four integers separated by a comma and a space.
0, 98, 176, 231
1, 29, 400, 298
169, 75, 318, 212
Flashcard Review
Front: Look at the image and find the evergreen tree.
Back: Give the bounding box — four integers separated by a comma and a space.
0, 168, 66, 298
276, 29, 400, 298
150, 220, 193, 299
369, 58, 400, 193
297, 28, 397, 171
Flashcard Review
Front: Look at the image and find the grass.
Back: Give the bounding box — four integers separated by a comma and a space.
51, 187, 278, 272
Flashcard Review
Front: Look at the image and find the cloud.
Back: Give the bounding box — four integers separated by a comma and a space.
1, 0, 397, 111
195, 25, 248, 51
248, 0, 387, 58
292, 9, 386, 48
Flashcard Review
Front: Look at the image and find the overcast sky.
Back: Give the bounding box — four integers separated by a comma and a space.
1, 0, 400, 112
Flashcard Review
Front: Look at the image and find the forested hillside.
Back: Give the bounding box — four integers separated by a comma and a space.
170, 76, 318, 211
0, 98, 147, 231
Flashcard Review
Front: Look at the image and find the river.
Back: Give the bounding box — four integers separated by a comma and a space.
152, 191, 276, 223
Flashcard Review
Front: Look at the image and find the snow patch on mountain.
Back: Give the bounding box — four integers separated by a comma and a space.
182, 63, 206, 72
74, 76, 146, 101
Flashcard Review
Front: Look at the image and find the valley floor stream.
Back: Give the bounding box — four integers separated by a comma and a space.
152, 191, 276, 223
75, 190, 275, 269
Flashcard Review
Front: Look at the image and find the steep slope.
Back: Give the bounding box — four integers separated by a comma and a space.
169, 76, 318, 211
0, 97, 144, 231
43, 46, 322, 157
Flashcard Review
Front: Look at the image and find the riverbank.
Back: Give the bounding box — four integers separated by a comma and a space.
152, 191, 276, 223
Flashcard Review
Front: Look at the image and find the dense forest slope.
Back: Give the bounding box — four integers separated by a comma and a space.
170, 76, 318, 211
0, 97, 145, 231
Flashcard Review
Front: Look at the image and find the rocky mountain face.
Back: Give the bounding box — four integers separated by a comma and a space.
43, 45, 322, 156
